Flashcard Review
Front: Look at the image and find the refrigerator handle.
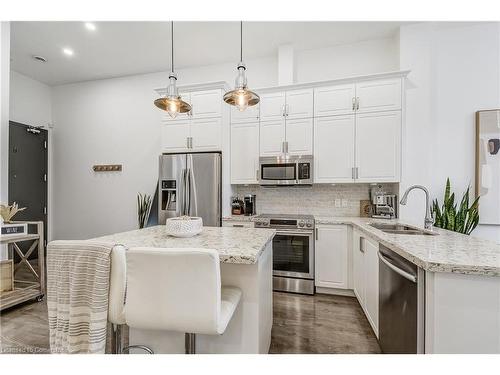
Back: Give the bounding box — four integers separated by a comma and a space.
181, 168, 187, 215
186, 168, 192, 215
189, 166, 198, 217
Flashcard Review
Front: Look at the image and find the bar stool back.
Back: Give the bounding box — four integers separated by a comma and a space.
124, 247, 242, 354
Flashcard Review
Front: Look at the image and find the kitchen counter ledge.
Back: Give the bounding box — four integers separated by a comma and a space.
94, 225, 275, 265
315, 217, 500, 276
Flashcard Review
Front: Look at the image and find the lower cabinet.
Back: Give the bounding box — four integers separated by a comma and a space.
352, 228, 379, 338
315, 225, 349, 289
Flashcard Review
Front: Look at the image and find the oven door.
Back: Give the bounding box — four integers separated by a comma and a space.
259, 161, 297, 185
272, 230, 314, 279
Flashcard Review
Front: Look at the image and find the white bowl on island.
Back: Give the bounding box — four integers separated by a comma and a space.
165, 216, 203, 237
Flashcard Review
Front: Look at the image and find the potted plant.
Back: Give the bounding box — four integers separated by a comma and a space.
137, 193, 153, 229
432, 178, 480, 235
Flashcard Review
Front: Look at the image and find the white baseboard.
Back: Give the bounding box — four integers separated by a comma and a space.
316, 287, 355, 297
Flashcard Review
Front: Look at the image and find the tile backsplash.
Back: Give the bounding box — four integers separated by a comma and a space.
234, 183, 398, 217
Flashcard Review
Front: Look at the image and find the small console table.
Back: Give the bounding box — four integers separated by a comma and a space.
0, 221, 45, 311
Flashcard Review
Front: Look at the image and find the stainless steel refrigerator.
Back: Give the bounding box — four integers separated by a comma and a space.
158, 152, 222, 227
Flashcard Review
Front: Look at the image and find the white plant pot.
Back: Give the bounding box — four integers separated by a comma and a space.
165, 216, 203, 237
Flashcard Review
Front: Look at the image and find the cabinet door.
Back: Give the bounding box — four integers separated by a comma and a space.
352, 230, 365, 306
355, 111, 401, 182
191, 117, 222, 151
160, 120, 190, 152
286, 118, 313, 155
286, 89, 313, 119
314, 84, 356, 117
315, 225, 349, 289
260, 119, 285, 156
190, 89, 222, 119
231, 104, 260, 123
230, 122, 259, 184
222, 220, 255, 228
314, 115, 355, 183
364, 237, 379, 338
259, 92, 286, 122
356, 78, 402, 113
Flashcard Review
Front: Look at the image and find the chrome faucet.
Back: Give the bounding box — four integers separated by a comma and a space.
400, 185, 434, 230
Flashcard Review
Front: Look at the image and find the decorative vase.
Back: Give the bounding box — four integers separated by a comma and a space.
165, 216, 203, 237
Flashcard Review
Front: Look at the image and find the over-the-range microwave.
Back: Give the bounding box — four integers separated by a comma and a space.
258, 155, 313, 186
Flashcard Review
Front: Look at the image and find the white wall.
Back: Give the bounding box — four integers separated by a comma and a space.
10, 71, 52, 127
296, 37, 399, 83
399, 22, 500, 243
50, 39, 399, 240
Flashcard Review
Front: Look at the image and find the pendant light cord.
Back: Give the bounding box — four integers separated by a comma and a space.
171, 21, 174, 73
240, 21, 243, 62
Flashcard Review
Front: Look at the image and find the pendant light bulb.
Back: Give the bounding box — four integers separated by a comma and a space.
223, 21, 259, 110
154, 22, 192, 115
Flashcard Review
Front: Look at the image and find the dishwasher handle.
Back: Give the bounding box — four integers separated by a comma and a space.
378, 252, 417, 283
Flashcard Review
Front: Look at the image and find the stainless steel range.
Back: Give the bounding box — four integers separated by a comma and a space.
254, 214, 315, 295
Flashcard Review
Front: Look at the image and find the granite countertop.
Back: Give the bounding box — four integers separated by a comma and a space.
92, 225, 275, 265
222, 215, 256, 222
315, 217, 500, 276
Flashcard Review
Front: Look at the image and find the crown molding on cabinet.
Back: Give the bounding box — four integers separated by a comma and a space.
255, 70, 411, 94
155, 81, 230, 96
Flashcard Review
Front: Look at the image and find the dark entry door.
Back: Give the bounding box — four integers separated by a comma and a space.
8, 121, 48, 251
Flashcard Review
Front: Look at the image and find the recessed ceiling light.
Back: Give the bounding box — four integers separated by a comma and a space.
84, 22, 96, 31
62, 48, 74, 56
33, 55, 47, 63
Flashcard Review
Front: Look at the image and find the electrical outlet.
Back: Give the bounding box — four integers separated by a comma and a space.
342, 199, 348, 208
334, 199, 341, 208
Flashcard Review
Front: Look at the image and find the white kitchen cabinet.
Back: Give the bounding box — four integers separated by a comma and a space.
259, 120, 286, 156
314, 84, 356, 117
352, 229, 379, 338
315, 225, 349, 289
364, 236, 379, 338
352, 229, 365, 305
231, 104, 260, 123
190, 89, 222, 119
314, 115, 355, 183
355, 78, 401, 114
259, 92, 286, 122
160, 120, 191, 152
230, 122, 259, 184
355, 110, 401, 182
286, 89, 314, 119
286, 118, 313, 155
191, 117, 222, 151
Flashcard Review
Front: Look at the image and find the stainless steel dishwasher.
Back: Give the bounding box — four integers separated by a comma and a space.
378, 245, 425, 353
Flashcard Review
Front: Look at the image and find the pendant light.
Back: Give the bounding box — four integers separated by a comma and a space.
154, 22, 191, 118
223, 21, 260, 111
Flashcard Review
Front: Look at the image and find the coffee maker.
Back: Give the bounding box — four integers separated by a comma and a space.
370, 185, 397, 219
244, 194, 256, 216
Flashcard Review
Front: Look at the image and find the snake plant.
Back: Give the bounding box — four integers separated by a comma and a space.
137, 193, 153, 229
432, 178, 479, 235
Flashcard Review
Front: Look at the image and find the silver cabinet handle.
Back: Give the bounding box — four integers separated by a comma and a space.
378, 252, 417, 283
281, 104, 286, 117
233, 224, 244, 228
285, 104, 289, 117
352, 167, 356, 179
359, 237, 364, 253
256, 169, 260, 181
186, 137, 190, 149
352, 97, 356, 111
355, 167, 359, 179
315, 227, 318, 240
356, 97, 360, 110
284, 141, 289, 154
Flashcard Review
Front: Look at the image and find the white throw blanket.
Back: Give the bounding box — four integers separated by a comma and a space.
47, 240, 114, 354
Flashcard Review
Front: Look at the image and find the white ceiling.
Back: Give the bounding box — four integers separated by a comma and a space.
11, 21, 407, 86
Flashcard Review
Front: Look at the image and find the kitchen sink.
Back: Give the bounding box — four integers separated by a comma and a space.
369, 223, 438, 236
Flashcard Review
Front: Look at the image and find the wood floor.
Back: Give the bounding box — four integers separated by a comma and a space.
0, 292, 380, 354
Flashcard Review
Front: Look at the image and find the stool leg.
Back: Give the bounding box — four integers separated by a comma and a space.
112, 324, 122, 354
185, 333, 196, 354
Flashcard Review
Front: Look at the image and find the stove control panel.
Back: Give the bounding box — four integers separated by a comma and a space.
254, 217, 314, 229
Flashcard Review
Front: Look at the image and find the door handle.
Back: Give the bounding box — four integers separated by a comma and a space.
378, 252, 417, 283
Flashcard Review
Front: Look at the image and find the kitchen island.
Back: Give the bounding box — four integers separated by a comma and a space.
95, 225, 276, 354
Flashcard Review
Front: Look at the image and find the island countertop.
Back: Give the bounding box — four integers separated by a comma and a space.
92, 225, 276, 265
315, 216, 500, 276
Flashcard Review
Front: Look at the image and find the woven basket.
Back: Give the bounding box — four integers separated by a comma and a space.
165, 216, 203, 237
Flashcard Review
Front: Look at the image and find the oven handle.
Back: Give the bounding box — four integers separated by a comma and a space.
275, 230, 314, 236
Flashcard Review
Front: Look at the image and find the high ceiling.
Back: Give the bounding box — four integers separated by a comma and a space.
10, 21, 407, 86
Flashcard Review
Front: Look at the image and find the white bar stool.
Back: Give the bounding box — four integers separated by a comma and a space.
124, 247, 242, 354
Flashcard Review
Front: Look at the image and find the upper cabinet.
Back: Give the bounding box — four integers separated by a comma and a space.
260, 89, 313, 122
160, 88, 224, 153
230, 122, 260, 184
190, 89, 222, 119
231, 104, 260, 123
314, 84, 356, 117
314, 78, 402, 117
